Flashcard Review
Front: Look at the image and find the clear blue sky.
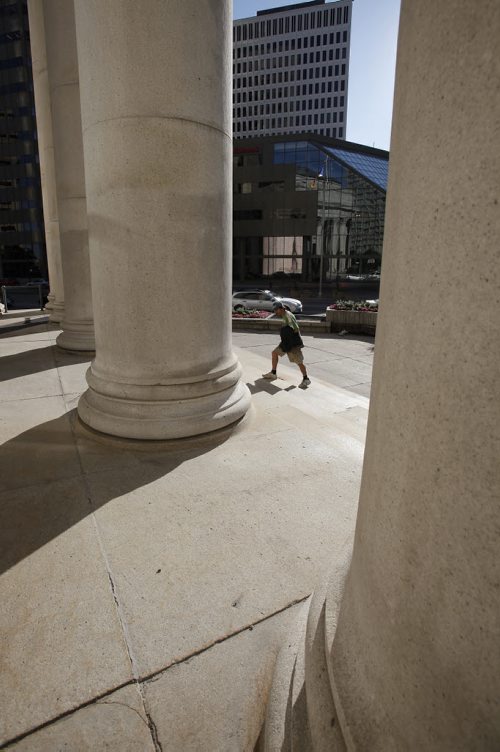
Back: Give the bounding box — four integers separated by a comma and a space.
233, 0, 401, 151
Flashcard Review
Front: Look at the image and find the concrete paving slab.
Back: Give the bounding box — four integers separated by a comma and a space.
0, 397, 81, 492
347, 382, 372, 398
85, 401, 363, 679
8, 684, 154, 751
51, 348, 92, 395
73, 419, 146, 476
0, 327, 373, 747
303, 333, 373, 352
63, 392, 81, 412
234, 341, 373, 396
143, 603, 304, 752
0, 322, 59, 343
232, 331, 277, 348
304, 337, 371, 354
0, 342, 60, 402
305, 359, 373, 389
0, 476, 133, 745
0, 339, 54, 356
239, 350, 367, 416
237, 342, 346, 370
280, 404, 369, 446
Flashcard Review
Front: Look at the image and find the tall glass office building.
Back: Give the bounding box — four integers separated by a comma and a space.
233, 0, 352, 140
0, 0, 45, 282
233, 135, 388, 291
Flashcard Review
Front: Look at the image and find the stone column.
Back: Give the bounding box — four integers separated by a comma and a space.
42, 0, 94, 350
265, 0, 500, 748
74, 0, 250, 439
27, 0, 64, 324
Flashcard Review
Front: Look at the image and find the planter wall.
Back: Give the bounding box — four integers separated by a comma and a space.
326, 309, 377, 335
232, 317, 330, 334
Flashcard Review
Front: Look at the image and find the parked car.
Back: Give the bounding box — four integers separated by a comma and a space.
232, 289, 302, 313
26, 278, 49, 287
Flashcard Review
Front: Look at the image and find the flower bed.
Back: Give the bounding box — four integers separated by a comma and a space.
232, 307, 272, 319
327, 299, 378, 312
326, 300, 378, 334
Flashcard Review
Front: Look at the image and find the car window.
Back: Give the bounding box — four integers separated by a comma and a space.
245, 293, 260, 300
233, 292, 245, 299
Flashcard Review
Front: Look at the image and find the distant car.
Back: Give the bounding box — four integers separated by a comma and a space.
232, 289, 302, 314
26, 278, 49, 287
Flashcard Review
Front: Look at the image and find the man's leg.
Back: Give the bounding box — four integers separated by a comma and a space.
263, 349, 280, 379
297, 359, 311, 387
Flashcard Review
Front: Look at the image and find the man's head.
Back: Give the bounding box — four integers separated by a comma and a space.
273, 301, 285, 314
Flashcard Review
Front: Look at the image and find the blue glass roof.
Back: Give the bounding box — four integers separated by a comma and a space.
323, 146, 389, 190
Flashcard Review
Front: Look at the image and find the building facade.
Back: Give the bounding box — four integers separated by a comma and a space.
233, 0, 352, 140
233, 134, 388, 291
0, 0, 45, 282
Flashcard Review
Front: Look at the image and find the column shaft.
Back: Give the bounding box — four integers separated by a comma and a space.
266, 0, 500, 748
43, 0, 94, 350
27, 0, 64, 324
74, 0, 250, 439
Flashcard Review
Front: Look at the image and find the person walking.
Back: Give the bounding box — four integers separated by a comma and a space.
262, 302, 311, 388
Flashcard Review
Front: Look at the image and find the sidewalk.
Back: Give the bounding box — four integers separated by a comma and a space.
0, 322, 372, 750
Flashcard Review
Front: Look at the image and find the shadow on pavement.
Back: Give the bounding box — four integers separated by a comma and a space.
0, 344, 91, 383
246, 379, 297, 395
0, 411, 237, 577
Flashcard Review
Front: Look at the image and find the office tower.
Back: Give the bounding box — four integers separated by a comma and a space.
233, 0, 352, 140
0, 0, 45, 282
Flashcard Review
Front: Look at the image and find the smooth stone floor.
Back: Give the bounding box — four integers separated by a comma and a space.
0, 320, 373, 750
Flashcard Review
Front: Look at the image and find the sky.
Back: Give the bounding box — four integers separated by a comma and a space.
233, 0, 401, 151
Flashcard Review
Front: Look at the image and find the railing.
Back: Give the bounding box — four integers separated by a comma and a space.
1, 284, 46, 314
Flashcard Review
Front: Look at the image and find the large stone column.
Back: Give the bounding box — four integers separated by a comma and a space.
43, 0, 94, 350
28, 0, 64, 324
265, 0, 500, 748
74, 0, 250, 439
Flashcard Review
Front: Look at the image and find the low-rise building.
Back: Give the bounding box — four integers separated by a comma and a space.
233, 134, 388, 293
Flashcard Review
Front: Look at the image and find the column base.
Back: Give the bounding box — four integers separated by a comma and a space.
77, 359, 251, 440
264, 554, 351, 751
48, 301, 65, 324
56, 318, 95, 351
44, 293, 55, 312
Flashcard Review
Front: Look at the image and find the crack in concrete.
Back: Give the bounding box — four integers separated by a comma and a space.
0, 393, 64, 404
145, 711, 163, 752
0, 594, 310, 749
96, 696, 165, 752
0, 680, 135, 749
67, 399, 142, 686
96, 700, 150, 730
142, 593, 311, 686
137, 685, 164, 752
